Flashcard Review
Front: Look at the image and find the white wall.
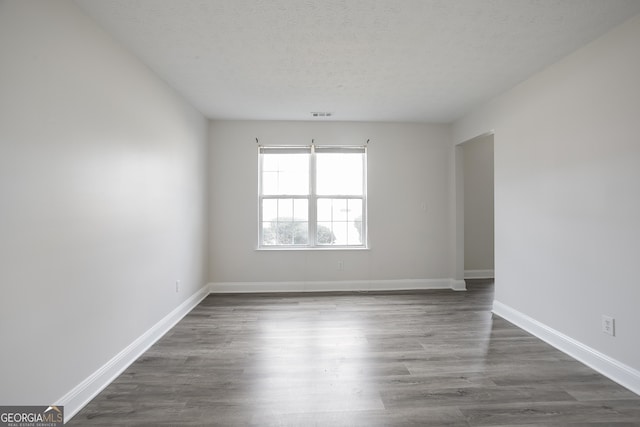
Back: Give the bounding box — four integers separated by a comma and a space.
463, 135, 494, 273
209, 120, 455, 288
0, 0, 208, 406
454, 14, 640, 378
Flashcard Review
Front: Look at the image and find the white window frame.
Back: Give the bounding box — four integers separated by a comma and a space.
258, 145, 367, 249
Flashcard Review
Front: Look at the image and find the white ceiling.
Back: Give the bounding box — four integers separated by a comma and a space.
75, 0, 640, 123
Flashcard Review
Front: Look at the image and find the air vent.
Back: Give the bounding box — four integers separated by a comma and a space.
311, 112, 332, 118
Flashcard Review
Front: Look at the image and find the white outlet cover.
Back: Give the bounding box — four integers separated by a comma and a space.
602, 315, 615, 336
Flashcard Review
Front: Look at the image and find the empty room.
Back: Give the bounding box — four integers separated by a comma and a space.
1, 1, 640, 425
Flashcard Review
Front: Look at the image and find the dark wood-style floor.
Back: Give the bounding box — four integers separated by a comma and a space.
69, 280, 640, 426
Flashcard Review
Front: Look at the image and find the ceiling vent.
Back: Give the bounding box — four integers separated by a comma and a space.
311, 112, 332, 118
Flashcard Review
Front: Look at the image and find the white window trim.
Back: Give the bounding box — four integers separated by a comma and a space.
257, 144, 368, 250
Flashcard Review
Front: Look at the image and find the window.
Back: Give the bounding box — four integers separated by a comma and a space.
259, 145, 367, 248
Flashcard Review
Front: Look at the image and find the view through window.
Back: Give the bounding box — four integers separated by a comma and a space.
259, 145, 367, 248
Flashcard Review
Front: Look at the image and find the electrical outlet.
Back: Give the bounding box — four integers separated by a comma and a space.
175, 280, 180, 293
338, 260, 344, 271
602, 315, 615, 336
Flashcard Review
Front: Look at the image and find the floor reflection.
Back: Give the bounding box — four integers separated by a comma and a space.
246, 298, 385, 416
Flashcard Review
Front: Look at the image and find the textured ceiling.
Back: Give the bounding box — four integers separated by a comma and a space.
75, 0, 640, 123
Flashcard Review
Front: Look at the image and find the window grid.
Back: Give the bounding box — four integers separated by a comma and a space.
258, 145, 367, 249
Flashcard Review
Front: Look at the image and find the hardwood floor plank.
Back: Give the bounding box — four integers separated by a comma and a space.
460, 400, 640, 426
68, 281, 640, 426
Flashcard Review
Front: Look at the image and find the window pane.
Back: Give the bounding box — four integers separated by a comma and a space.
293, 199, 308, 221
348, 219, 363, 245
316, 198, 364, 246
261, 198, 309, 246
348, 199, 362, 223
262, 222, 276, 245
262, 153, 309, 195
317, 222, 335, 245
277, 198, 293, 219
316, 152, 363, 196
262, 199, 278, 222
348, 199, 363, 245
331, 222, 349, 245
317, 199, 332, 222
332, 199, 348, 221
276, 221, 293, 244
293, 222, 308, 244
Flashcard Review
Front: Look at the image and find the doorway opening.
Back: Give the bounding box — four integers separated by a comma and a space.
455, 132, 495, 283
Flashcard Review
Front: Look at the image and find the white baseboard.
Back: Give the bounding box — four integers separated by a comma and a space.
209, 278, 466, 293
464, 269, 494, 279
58, 279, 468, 422
493, 300, 640, 396
58, 285, 210, 422
450, 279, 467, 291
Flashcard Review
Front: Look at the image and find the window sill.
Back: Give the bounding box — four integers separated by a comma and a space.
256, 246, 370, 252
